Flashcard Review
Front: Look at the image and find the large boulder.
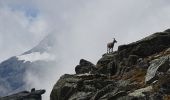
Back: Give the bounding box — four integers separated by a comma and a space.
96, 53, 118, 75
75, 59, 96, 74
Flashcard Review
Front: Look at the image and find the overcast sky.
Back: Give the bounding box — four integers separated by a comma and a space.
1, 0, 170, 99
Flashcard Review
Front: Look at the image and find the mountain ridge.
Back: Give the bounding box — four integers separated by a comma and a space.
50, 29, 170, 100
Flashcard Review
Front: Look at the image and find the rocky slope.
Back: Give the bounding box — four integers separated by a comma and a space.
50, 29, 170, 100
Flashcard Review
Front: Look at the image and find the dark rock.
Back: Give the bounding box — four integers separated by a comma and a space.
0, 89, 45, 100
50, 74, 115, 100
117, 96, 142, 100
149, 92, 163, 100
50, 74, 78, 100
137, 58, 149, 69
127, 55, 139, 66
75, 59, 96, 74
107, 61, 117, 75
96, 54, 114, 68
90, 84, 116, 100
100, 90, 127, 100
116, 65, 130, 77
164, 29, 170, 33
79, 59, 94, 66
31, 88, 36, 92
96, 53, 118, 75
69, 92, 93, 100
118, 32, 170, 60
160, 76, 170, 94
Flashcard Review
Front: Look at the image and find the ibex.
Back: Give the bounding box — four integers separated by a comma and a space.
107, 38, 117, 53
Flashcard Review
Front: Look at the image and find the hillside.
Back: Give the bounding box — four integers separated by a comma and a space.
50, 29, 170, 100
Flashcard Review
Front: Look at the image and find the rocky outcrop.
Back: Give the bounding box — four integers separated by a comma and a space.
50, 29, 170, 100
96, 53, 118, 75
75, 59, 96, 74
118, 32, 170, 60
0, 89, 45, 100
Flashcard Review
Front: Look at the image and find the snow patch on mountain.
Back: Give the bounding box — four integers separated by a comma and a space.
17, 52, 55, 63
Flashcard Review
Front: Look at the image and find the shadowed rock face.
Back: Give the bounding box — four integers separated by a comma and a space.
75, 59, 96, 74
118, 32, 170, 60
50, 29, 170, 100
0, 89, 45, 100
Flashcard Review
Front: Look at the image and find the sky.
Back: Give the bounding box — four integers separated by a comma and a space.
1, 0, 170, 99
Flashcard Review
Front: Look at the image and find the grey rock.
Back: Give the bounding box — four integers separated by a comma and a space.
145, 56, 170, 84
128, 86, 152, 97
137, 58, 149, 69
50, 74, 115, 100
69, 92, 93, 100
127, 55, 139, 66
75, 59, 96, 74
90, 84, 116, 100
149, 93, 163, 100
96, 53, 118, 75
0, 89, 45, 100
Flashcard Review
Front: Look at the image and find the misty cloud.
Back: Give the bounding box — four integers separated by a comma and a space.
1, 0, 170, 99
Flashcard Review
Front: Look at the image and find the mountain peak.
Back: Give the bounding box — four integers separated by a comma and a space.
23, 33, 57, 54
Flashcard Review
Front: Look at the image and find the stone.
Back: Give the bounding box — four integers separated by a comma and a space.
127, 55, 139, 66
75, 59, 96, 74
68, 92, 93, 100
164, 29, 170, 33
107, 61, 117, 75
164, 47, 170, 54
100, 91, 127, 100
149, 93, 163, 100
50, 74, 115, 100
96, 54, 117, 75
159, 76, 170, 94
128, 86, 152, 97
145, 56, 170, 84
137, 58, 149, 69
0, 89, 45, 100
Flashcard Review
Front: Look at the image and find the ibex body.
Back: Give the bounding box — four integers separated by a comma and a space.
107, 38, 117, 53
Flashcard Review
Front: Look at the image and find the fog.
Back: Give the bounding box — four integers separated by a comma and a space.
1, 0, 170, 99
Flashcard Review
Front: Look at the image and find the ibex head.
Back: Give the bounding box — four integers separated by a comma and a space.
113, 38, 117, 43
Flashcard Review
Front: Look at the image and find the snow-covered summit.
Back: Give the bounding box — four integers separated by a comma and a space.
17, 52, 56, 63
23, 33, 57, 54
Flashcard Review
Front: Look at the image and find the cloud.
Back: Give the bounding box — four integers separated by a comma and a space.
1, 0, 170, 100
0, 4, 48, 62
